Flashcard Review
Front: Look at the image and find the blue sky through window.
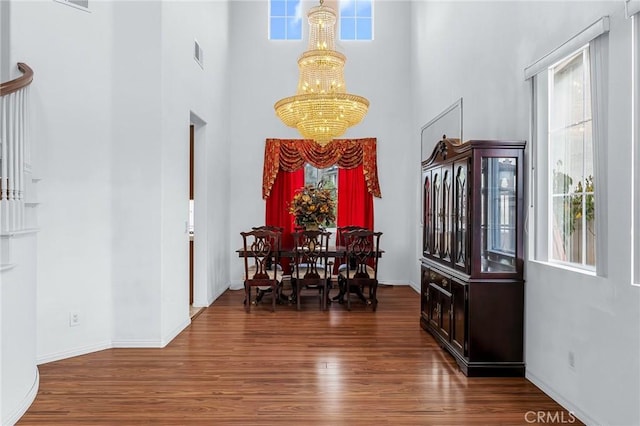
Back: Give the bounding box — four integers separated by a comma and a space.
270, 0, 302, 40
340, 0, 373, 41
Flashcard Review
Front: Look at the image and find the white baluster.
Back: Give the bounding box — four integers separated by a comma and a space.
1, 95, 6, 233
1, 95, 6, 202
17, 89, 23, 201
8, 92, 16, 231
19, 88, 26, 229
1, 77, 32, 232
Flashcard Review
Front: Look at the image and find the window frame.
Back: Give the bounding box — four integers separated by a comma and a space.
339, 0, 374, 41
547, 47, 595, 270
304, 164, 338, 229
526, 17, 609, 276
269, 0, 302, 41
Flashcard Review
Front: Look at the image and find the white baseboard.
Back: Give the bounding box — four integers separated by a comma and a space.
37, 341, 112, 365
526, 370, 599, 426
160, 317, 191, 347
3, 367, 39, 426
405, 282, 419, 293
211, 285, 228, 301
229, 280, 243, 291
378, 280, 414, 286
111, 339, 164, 348
37, 318, 191, 365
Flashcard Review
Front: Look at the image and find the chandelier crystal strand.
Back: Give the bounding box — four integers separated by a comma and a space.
274, 0, 369, 146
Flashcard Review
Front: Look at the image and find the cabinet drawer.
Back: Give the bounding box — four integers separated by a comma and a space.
427, 268, 450, 291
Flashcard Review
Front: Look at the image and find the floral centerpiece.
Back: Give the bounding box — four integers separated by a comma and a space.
289, 184, 336, 229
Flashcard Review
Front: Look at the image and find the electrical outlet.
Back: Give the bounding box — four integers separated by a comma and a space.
69, 312, 80, 327
568, 351, 575, 369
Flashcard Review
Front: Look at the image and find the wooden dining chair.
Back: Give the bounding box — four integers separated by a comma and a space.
338, 229, 383, 311
240, 228, 283, 312
332, 226, 366, 303
252, 225, 291, 302
291, 230, 331, 311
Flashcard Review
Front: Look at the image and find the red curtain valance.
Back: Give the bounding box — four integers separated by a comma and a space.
262, 138, 382, 199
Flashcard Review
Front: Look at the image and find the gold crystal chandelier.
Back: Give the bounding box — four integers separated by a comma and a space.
274, 0, 369, 146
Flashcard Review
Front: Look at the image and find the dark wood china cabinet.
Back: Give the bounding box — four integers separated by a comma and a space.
420, 138, 526, 377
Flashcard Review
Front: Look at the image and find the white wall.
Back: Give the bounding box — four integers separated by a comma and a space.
227, 0, 415, 288
0, 0, 10, 82
110, 1, 165, 346
1, 234, 38, 425
110, 0, 231, 345
9, 0, 115, 362
411, 2, 640, 425
158, 0, 231, 336
2, 1, 232, 420
5, 1, 637, 424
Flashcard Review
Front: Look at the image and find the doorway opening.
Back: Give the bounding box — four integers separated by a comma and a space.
189, 125, 202, 319
189, 113, 208, 319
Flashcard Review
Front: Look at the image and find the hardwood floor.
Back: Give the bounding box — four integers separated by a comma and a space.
19, 286, 580, 425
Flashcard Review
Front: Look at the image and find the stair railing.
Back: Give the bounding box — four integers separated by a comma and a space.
0, 62, 33, 233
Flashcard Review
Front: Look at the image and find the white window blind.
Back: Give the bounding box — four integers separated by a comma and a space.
524, 17, 609, 80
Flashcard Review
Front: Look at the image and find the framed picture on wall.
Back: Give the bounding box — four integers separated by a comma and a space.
420, 98, 463, 225
421, 98, 463, 162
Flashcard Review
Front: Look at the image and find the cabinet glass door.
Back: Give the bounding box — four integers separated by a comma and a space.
433, 169, 442, 257
454, 161, 468, 271
423, 171, 432, 256
481, 157, 517, 273
442, 169, 452, 262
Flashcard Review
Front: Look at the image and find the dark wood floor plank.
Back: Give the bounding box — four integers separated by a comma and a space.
18, 286, 581, 425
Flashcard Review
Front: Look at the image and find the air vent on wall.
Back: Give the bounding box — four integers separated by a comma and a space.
194, 40, 203, 69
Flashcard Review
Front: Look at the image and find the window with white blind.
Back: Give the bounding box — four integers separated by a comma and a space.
548, 47, 595, 268
526, 17, 609, 275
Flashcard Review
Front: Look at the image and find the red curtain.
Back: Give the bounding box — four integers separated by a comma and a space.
337, 164, 374, 231
265, 168, 304, 273
335, 164, 374, 273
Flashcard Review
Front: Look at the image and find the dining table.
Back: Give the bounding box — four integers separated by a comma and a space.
236, 246, 383, 306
